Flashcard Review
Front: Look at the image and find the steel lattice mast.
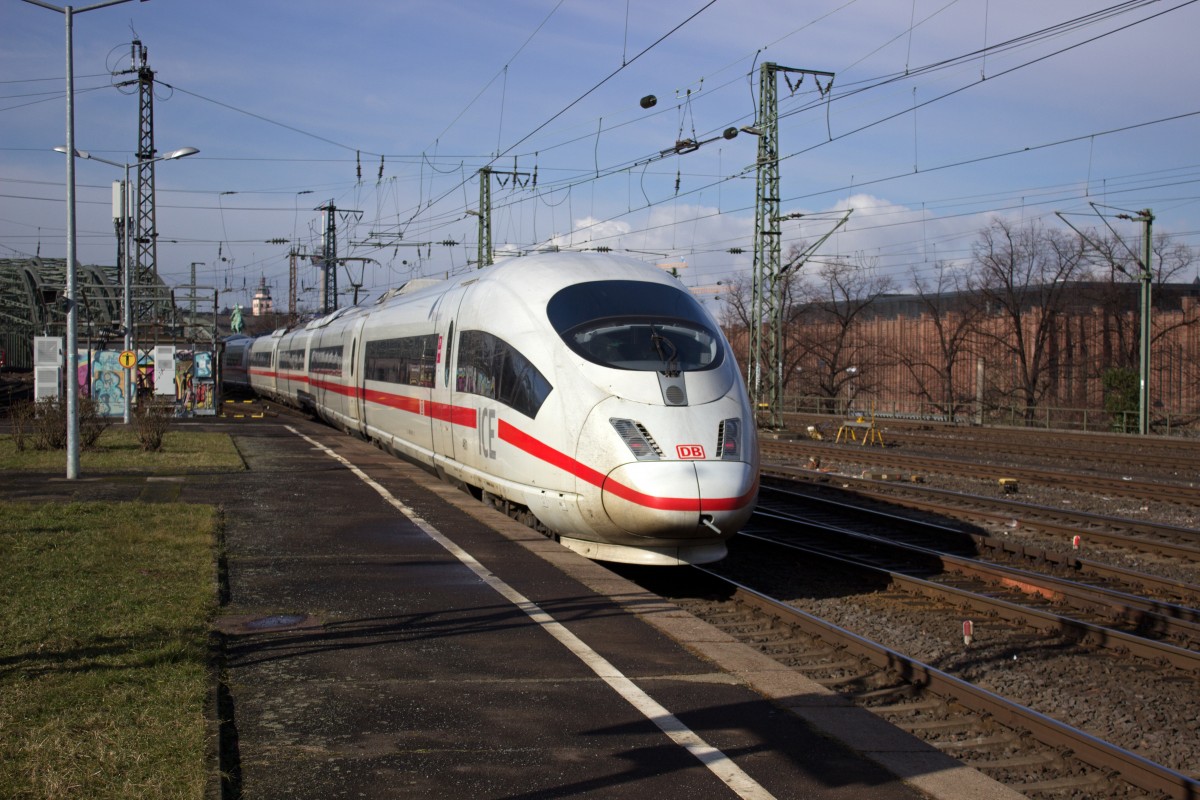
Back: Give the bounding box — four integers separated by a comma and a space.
475, 164, 533, 268
111, 40, 164, 326
748, 63, 779, 429
319, 200, 338, 314
132, 41, 159, 321
477, 167, 492, 268
748, 62, 834, 430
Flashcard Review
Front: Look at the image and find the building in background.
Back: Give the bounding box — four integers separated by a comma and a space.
252, 276, 273, 317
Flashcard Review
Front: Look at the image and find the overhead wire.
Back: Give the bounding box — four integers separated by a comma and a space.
463, 0, 1198, 268
427, 0, 567, 149
394, 0, 723, 239
157, 81, 374, 156
11, 1, 1196, 292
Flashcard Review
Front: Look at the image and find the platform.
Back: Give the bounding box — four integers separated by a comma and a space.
2, 415, 1021, 800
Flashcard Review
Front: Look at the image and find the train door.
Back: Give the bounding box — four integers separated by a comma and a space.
307, 331, 326, 412
258, 337, 281, 399
345, 315, 368, 434
431, 283, 469, 463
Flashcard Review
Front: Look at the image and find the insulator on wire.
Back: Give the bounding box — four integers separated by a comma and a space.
640, 94, 657, 109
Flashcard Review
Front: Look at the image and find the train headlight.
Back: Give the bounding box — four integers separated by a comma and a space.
610, 418, 663, 461
718, 418, 741, 460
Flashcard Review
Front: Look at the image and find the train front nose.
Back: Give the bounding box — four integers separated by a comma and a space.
601, 460, 758, 538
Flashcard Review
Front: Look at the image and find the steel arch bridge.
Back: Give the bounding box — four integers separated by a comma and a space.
0, 258, 171, 370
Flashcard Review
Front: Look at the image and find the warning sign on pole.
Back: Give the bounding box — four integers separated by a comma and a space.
119, 350, 136, 369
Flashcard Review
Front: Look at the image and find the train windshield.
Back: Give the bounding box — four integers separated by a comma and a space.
547, 280, 724, 372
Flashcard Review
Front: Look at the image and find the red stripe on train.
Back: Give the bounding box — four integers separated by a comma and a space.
247, 373, 752, 511
498, 419, 755, 512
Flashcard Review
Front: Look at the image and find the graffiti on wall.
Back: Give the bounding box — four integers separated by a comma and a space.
171, 350, 217, 416
89, 350, 125, 416
69, 348, 215, 417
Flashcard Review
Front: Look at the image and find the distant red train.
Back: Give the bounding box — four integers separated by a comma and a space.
223, 252, 758, 565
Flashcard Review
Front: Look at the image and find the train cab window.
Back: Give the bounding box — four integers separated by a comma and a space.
547, 280, 723, 372
364, 334, 436, 387
456, 330, 552, 419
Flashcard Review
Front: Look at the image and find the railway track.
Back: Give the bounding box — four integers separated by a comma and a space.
785, 412, 1200, 454
626, 448, 1200, 798
759, 476, 1200, 599
761, 437, 1200, 506
882, 429, 1200, 478
657, 568, 1199, 800
748, 496, 1200, 663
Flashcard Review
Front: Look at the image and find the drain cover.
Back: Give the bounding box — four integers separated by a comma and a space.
245, 614, 308, 630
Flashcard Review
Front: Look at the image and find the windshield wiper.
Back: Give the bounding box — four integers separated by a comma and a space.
650, 326, 680, 377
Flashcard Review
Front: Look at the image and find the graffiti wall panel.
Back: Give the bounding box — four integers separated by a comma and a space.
89, 350, 125, 417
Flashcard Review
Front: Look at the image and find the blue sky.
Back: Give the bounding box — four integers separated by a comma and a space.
3, 0, 1198, 312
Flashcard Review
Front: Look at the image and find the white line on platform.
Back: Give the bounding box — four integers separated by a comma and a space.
288, 425, 777, 800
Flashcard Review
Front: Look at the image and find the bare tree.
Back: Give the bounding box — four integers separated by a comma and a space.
718, 274, 752, 331
720, 262, 806, 395
1078, 230, 1197, 368
899, 261, 981, 419
718, 274, 753, 380
967, 218, 1087, 418
794, 255, 894, 412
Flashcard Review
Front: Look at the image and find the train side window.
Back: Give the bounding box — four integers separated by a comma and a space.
278, 349, 306, 371
309, 344, 343, 377
455, 330, 552, 418
364, 334, 437, 387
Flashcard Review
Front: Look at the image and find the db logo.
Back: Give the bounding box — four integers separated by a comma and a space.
676, 444, 705, 459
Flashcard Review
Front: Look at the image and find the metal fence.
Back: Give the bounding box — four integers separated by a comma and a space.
777, 395, 1198, 437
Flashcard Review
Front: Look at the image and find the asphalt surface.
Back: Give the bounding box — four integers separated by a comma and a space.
3, 412, 1025, 800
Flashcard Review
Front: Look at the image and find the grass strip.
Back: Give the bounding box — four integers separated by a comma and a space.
0, 501, 216, 799
0, 429, 244, 473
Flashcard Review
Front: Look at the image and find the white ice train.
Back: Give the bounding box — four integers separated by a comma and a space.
223, 252, 759, 565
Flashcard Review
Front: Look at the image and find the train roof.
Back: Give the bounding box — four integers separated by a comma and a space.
454, 251, 684, 305
261, 253, 689, 325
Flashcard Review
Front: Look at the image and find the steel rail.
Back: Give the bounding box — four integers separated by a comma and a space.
698, 570, 1200, 800
762, 461, 1200, 563
891, 430, 1200, 474
782, 412, 1200, 454
748, 510, 1200, 664
758, 481, 1200, 616
760, 440, 1200, 505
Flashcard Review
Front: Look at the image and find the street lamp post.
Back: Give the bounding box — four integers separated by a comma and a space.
55, 146, 200, 424
23, 0, 145, 479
